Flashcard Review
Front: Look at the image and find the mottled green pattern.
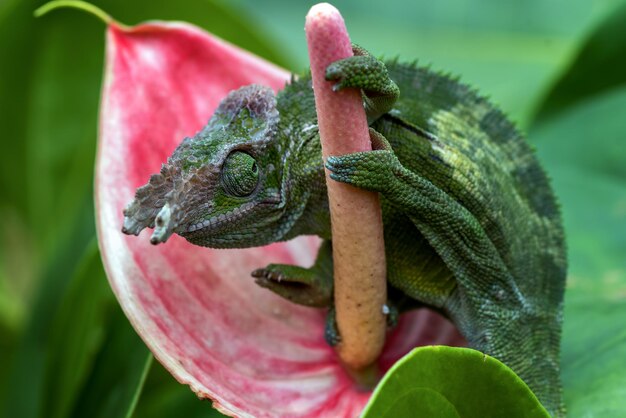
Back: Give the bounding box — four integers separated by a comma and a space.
329, 61, 565, 416
124, 53, 565, 417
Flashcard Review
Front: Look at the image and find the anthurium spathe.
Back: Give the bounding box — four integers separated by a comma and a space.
95, 17, 465, 417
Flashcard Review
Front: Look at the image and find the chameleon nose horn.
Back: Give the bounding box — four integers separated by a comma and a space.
150, 202, 176, 244
122, 215, 143, 236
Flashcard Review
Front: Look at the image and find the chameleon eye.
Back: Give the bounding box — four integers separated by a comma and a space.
221, 151, 260, 197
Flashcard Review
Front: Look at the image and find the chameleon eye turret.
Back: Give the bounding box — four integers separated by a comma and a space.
123, 46, 566, 416
221, 151, 260, 197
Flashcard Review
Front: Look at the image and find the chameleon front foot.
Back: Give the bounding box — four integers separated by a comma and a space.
326, 150, 399, 193
325, 56, 397, 96
252, 263, 333, 308
325, 45, 399, 120
325, 129, 401, 193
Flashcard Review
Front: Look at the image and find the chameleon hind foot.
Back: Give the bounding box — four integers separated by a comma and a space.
324, 301, 399, 347
325, 147, 399, 193
324, 306, 341, 346
253, 240, 334, 307
325, 128, 398, 192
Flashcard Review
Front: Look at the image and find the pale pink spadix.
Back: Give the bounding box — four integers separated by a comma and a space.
306, 3, 387, 372
96, 18, 465, 418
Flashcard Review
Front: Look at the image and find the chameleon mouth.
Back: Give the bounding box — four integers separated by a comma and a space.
181, 195, 284, 238
183, 201, 257, 235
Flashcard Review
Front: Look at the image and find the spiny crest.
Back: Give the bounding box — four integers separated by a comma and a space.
204, 84, 279, 144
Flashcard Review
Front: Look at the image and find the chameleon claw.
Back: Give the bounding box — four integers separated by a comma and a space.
251, 269, 274, 288
251, 268, 266, 278
251, 264, 333, 307
251, 268, 285, 283
252, 270, 277, 290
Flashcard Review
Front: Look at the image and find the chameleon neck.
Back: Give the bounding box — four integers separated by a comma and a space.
271, 77, 332, 243
280, 129, 332, 242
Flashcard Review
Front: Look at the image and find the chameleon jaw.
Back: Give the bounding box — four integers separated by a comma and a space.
178, 203, 257, 244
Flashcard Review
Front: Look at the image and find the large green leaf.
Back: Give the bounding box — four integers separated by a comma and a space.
0, 0, 37, 215
40, 242, 114, 418
532, 1, 626, 122
2, 240, 151, 418
68, 308, 152, 418
0, 199, 94, 418
362, 346, 549, 418
530, 87, 626, 417
370, 388, 460, 418
0, 1, 106, 411
133, 362, 225, 418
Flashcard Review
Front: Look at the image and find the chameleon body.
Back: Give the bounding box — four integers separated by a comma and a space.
122, 47, 566, 416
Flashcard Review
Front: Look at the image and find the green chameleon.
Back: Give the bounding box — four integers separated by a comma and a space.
122, 46, 566, 416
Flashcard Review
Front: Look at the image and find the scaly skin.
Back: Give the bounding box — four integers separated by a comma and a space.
122, 47, 566, 416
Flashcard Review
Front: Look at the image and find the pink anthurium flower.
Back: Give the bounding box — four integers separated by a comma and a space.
96, 19, 465, 417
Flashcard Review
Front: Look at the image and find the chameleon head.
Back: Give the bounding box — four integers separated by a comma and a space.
121, 84, 287, 248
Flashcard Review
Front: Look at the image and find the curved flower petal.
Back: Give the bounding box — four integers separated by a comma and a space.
96, 21, 465, 417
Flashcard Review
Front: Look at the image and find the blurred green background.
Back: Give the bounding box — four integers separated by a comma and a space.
1, 0, 624, 417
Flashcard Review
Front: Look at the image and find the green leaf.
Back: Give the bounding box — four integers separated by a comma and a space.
3, 237, 151, 418
374, 388, 461, 418
68, 307, 152, 418
0, 0, 37, 215
133, 362, 226, 418
0, 201, 95, 418
532, 1, 626, 122
40, 241, 114, 418
362, 346, 550, 418
3, 238, 151, 418
530, 87, 626, 417
532, 89, 624, 180
0, 11, 105, 415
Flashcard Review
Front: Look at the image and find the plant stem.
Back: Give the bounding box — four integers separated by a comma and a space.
34, 1, 124, 28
